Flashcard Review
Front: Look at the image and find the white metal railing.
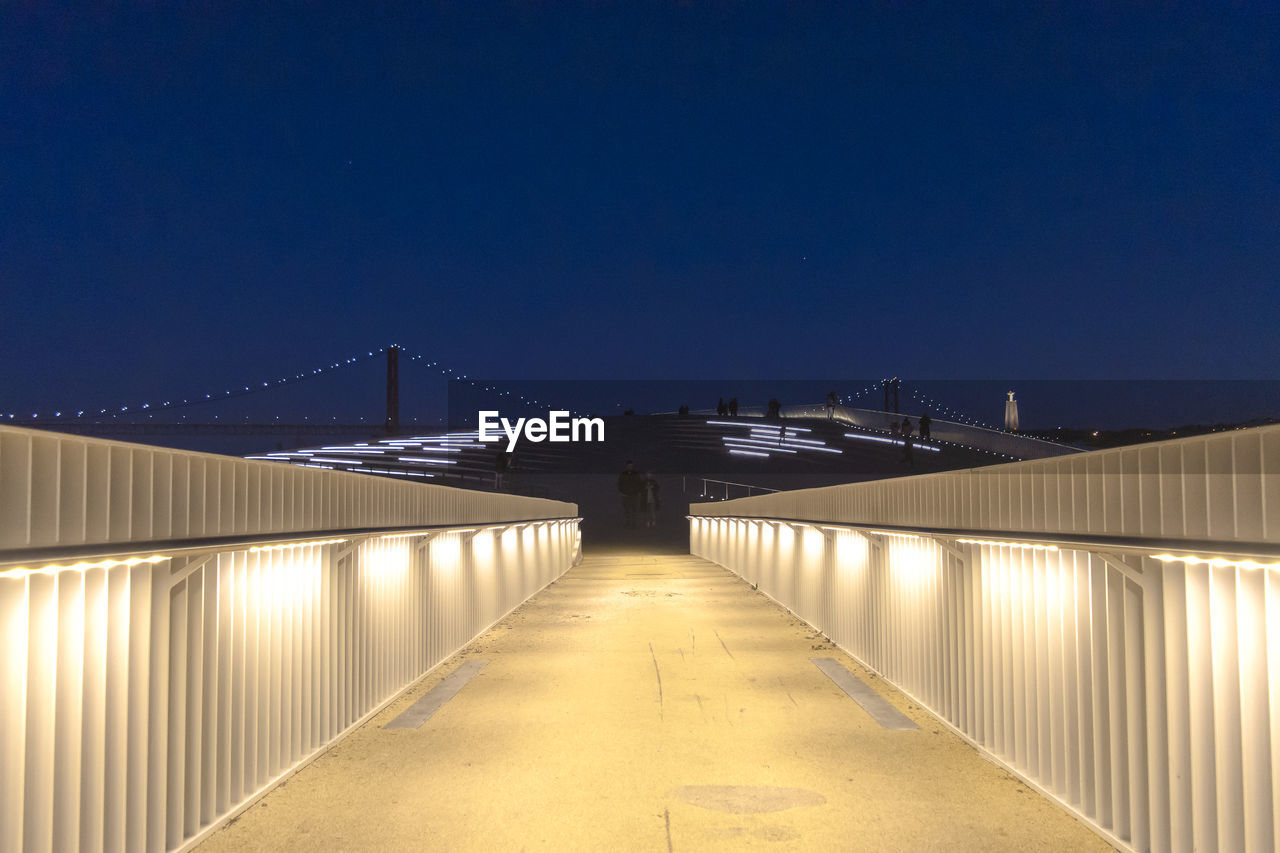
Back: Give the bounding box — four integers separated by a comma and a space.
682, 476, 780, 501
689, 424, 1280, 853
0, 426, 581, 853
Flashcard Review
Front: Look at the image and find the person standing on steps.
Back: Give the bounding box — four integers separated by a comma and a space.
919, 412, 932, 440
641, 475, 661, 528
617, 460, 644, 528
493, 450, 509, 490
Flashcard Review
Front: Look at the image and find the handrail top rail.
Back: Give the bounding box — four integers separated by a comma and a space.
688, 513, 1280, 563
0, 516, 583, 573
695, 476, 780, 492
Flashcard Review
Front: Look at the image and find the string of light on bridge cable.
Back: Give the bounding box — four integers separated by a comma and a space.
6, 343, 581, 423
395, 346, 583, 418
5, 348, 387, 422
907, 388, 1050, 441
830, 380, 991, 433
907, 388, 992, 430
839, 381, 887, 405
810, 379, 1024, 460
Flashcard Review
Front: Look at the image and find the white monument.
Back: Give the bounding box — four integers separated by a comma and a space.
1005, 391, 1019, 431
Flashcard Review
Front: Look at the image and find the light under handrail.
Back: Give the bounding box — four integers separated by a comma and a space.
0, 516, 584, 576
687, 513, 1280, 565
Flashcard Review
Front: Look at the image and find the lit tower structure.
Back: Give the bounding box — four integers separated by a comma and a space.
1004, 390, 1019, 431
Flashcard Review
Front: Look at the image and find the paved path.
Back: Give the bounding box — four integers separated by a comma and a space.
195, 550, 1112, 852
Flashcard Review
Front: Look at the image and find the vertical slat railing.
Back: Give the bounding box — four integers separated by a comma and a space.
689, 424, 1280, 852
0, 426, 581, 853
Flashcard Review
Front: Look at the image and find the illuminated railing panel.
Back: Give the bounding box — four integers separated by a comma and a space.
0, 427, 580, 853
693, 425, 1280, 546
690, 425, 1280, 853
0, 425, 571, 552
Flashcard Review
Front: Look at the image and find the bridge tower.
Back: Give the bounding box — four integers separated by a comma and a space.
883, 377, 900, 414
386, 345, 400, 434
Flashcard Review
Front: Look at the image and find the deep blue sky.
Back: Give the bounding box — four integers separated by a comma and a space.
2, 4, 1277, 424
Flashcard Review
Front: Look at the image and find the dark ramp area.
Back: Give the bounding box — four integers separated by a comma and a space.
507, 414, 1002, 549
250, 413, 1020, 551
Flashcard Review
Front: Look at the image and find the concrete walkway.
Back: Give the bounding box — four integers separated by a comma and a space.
195, 550, 1112, 852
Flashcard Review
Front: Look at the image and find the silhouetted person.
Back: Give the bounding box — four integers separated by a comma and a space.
890, 420, 900, 436
507, 451, 520, 491
919, 412, 932, 440
678, 404, 689, 417
901, 417, 913, 437
826, 391, 837, 418
494, 450, 509, 489
717, 398, 727, 416
729, 397, 739, 417
767, 398, 781, 420
901, 431, 915, 466
618, 460, 643, 528
641, 476, 661, 528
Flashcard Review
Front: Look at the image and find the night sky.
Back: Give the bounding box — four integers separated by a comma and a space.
2, 4, 1277, 427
